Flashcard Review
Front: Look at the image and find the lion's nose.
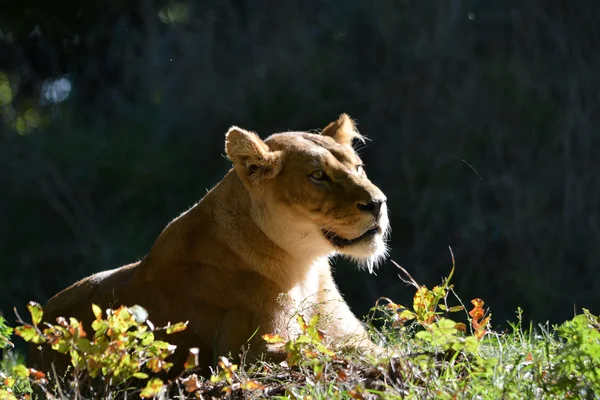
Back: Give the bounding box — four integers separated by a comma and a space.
357, 198, 385, 218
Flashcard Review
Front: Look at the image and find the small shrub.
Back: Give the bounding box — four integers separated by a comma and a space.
551, 308, 600, 396
1, 316, 33, 400
15, 302, 188, 398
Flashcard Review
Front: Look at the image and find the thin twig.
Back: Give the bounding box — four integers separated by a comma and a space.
390, 260, 420, 289
51, 363, 67, 400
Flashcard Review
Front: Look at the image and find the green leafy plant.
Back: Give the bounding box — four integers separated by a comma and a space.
374, 258, 491, 356
0, 316, 13, 351
264, 314, 335, 380
15, 302, 188, 398
551, 308, 600, 396
208, 356, 265, 395
1, 316, 34, 400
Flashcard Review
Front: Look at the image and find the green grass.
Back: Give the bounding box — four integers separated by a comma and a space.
2, 266, 599, 399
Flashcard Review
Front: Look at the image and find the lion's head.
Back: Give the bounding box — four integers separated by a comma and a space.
225, 114, 389, 272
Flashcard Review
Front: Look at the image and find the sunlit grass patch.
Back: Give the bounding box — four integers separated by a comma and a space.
2, 261, 599, 399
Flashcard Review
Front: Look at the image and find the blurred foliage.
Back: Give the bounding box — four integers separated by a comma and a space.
1, 0, 599, 329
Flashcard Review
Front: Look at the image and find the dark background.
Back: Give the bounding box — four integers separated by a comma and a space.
1, 0, 599, 330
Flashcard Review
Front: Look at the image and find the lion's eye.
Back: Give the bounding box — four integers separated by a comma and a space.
309, 170, 327, 183
356, 164, 365, 174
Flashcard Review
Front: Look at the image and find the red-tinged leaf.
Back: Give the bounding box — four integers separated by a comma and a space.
146, 358, 162, 373
469, 307, 484, 320
398, 309, 416, 321
337, 370, 348, 381
316, 329, 326, 341
184, 348, 200, 371
51, 338, 70, 354
217, 357, 238, 377
304, 350, 318, 359
262, 333, 285, 343
4, 376, 16, 388
113, 306, 127, 317
43, 326, 63, 345
481, 314, 491, 327
181, 374, 202, 393
241, 380, 265, 391
469, 298, 491, 340
454, 322, 467, 332
423, 312, 436, 325
68, 317, 79, 335
349, 389, 365, 399
286, 352, 302, 367
166, 321, 188, 334
413, 286, 434, 315
473, 318, 491, 340
313, 363, 324, 380
139, 378, 164, 398
432, 285, 445, 297
526, 353, 533, 362
297, 315, 308, 332
14, 326, 45, 344
76, 321, 87, 338
471, 298, 484, 308
151, 360, 166, 373
27, 302, 43, 326
474, 329, 487, 340
476, 315, 492, 333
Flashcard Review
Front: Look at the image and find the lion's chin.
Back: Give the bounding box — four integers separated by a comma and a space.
321, 225, 382, 248
323, 227, 389, 274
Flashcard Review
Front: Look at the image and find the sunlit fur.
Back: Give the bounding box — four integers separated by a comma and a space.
253, 121, 390, 275
341, 203, 391, 274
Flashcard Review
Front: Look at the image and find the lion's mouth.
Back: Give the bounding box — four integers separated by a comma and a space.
322, 226, 381, 248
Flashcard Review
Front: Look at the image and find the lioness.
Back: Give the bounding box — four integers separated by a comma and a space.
28, 114, 390, 376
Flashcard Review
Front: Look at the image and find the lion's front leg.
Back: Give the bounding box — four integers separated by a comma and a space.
214, 304, 293, 367
315, 268, 383, 354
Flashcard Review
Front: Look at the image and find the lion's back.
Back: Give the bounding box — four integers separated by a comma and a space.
27, 263, 139, 371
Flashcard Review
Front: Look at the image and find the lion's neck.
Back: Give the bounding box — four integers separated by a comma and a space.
145, 171, 330, 291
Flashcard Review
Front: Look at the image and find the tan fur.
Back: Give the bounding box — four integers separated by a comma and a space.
28, 114, 390, 376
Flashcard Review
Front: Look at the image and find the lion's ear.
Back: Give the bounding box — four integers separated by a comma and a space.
225, 126, 282, 182
320, 113, 365, 146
